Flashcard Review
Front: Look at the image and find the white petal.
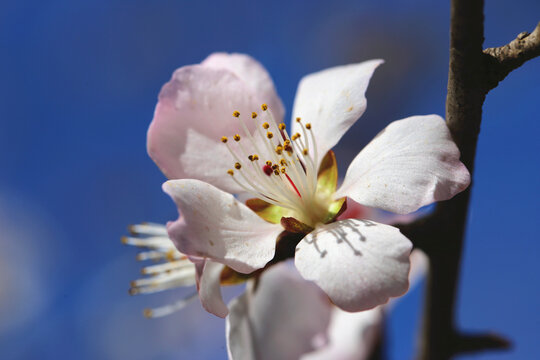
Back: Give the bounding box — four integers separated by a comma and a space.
226, 263, 332, 360
291, 60, 383, 166
335, 115, 470, 214
194, 259, 228, 318
304, 250, 427, 360
163, 179, 283, 274
295, 219, 412, 312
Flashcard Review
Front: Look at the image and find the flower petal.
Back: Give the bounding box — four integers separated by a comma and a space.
193, 258, 228, 318
303, 249, 427, 359
226, 263, 332, 360
163, 179, 283, 274
335, 115, 470, 214
295, 219, 412, 312
148, 53, 283, 193
291, 60, 383, 166
202, 53, 285, 121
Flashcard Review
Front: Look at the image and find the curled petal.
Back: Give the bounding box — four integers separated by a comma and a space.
163, 179, 283, 274
295, 219, 412, 312
227, 263, 332, 360
148, 53, 283, 193
193, 259, 228, 318
336, 115, 470, 214
291, 60, 383, 167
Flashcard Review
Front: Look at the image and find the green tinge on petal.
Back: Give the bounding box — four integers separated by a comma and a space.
316, 150, 338, 197
245, 198, 290, 224
323, 197, 347, 224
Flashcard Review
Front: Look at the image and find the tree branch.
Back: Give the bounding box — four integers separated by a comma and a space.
412, 3, 540, 360
483, 22, 540, 91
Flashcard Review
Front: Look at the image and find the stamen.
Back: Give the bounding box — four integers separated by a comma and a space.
124, 223, 198, 318
220, 104, 325, 220
221, 136, 228, 143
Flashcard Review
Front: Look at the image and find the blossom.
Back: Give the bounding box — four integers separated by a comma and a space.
147, 52, 470, 317
226, 250, 428, 360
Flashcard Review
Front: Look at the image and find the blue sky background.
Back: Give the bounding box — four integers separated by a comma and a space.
1, 0, 539, 359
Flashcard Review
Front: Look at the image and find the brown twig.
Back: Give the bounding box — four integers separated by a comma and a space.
483, 22, 540, 91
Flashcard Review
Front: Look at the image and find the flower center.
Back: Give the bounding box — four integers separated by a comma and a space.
222, 104, 331, 227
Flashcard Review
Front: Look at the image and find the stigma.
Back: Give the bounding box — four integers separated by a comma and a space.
222, 104, 329, 226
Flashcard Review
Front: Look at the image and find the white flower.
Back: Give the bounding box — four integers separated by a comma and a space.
145, 52, 470, 317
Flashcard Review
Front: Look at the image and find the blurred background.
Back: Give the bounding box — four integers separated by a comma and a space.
1, 0, 539, 359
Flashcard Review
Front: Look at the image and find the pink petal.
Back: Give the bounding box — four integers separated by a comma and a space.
291, 60, 383, 167
336, 115, 470, 214
148, 53, 283, 193
295, 219, 412, 312
194, 258, 228, 318
163, 179, 282, 274
226, 263, 332, 360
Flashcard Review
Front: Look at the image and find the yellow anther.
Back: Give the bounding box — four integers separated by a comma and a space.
284, 139, 291, 146
267, 131, 274, 139
281, 167, 286, 173
221, 136, 228, 143
285, 144, 293, 153
296, 117, 301, 122
278, 123, 286, 130
251, 112, 258, 119
248, 155, 254, 161
303, 149, 308, 155
233, 134, 241, 141
143, 309, 153, 318
262, 122, 270, 129
227, 169, 234, 176
275, 145, 283, 154
235, 162, 242, 170
233, 111, 240, 117
305, 123, 312, 129
280, 159, 287, 166
272, 164, 279, 170
266, 160, 272, 166
253, 154, 259, 161
261, 103, 268, 111
291, 134, 298, 141
273, 169, 280, 175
